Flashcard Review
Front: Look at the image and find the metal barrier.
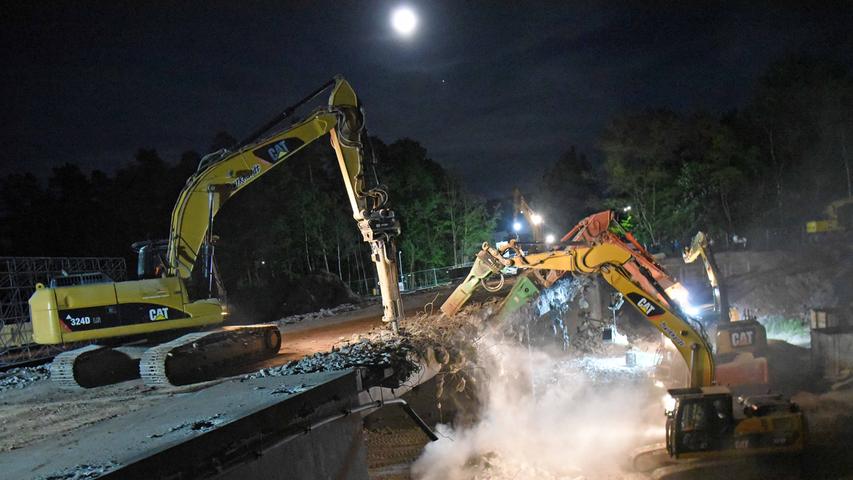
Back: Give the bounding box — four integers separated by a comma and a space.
0, 256, 126, 367
346, 262, 474, 296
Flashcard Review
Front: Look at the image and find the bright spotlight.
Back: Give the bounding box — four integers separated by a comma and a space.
391, 6, 418, 36
662, 393, 676, 414
531, 213, 543, 225
682, 303, 701, 316
545, 234, 555, 244
667, 285, 700, 316
513, 222, 522, 232
667, 285, 689, 305
623, 205, 632, 212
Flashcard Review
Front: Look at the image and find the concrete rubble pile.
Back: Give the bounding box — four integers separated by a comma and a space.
0, 365, 50, 392
275, 303, 359, 326
244, 336, 421, 385
497, 276, 623, 355
38, 461, 119, 480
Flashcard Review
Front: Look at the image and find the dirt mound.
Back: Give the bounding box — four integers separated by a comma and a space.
278, 271, 361, 315
228, 271, 361, 323
726, 245, 853, 320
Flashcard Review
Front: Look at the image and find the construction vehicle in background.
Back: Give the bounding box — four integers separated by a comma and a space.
30, 76, 405, 388
805, 196, 853, 236
683, 232, 768, 370
512, 188, 545, 244
441, 211, 805, 479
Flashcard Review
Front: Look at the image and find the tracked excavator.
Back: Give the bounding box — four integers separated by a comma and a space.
683, 232, 769, 377
29, 76, 405, 388
805, 196, 853, 236
440, 211, 805, 479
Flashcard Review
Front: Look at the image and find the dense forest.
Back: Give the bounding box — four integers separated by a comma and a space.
1, 55, 851, 307
556, 55, 853, 249
0, 131, 497, 314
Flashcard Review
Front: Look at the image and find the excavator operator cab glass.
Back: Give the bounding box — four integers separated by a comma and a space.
133, 240, 168, 279
671, 395, 734, 455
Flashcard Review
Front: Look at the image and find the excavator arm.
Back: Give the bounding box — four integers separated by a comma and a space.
166, 76, 403, 328
683, 231, 729, 322
441, 235, 715, 388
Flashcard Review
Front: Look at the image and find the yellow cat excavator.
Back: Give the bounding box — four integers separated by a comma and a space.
683, 232, 768, 365
441, 213, 805, 479
30, 76, 404, 388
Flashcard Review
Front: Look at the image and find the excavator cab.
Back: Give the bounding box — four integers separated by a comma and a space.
666, 386, 805, 460
132, 240, 169, 279
666, 387, 735, 457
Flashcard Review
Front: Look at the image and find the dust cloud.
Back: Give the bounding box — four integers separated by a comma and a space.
412, 338, 664, 480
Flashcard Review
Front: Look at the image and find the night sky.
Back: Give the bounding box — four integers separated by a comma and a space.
3, 2, 852, 196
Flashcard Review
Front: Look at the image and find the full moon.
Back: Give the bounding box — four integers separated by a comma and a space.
391, 7, 418, 36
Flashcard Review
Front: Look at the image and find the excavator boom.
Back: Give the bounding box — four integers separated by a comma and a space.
682, 231, 729, 322
165, 76, 403, 328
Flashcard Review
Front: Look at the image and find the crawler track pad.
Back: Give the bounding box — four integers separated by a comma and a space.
140, 325, 282, 387
51, 345, 141, 389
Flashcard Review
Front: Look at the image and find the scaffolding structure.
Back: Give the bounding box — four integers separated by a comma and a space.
0, 256, 126, 367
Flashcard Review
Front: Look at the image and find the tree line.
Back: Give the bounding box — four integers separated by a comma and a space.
533, 55, 852, 249
0, 133, 497, 299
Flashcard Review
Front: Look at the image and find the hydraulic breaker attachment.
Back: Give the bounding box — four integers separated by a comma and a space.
440, 246, 506, 316
494, 273, 541, 323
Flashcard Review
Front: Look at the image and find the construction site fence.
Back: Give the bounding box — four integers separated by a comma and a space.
346, 262, 474, 297
0, 256, 127, 368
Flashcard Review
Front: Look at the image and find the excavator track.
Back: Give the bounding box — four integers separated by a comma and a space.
631, 443, 803, 480
49, 326, 281, 389
140, 325, 282, 387
50, 344, 143, 389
